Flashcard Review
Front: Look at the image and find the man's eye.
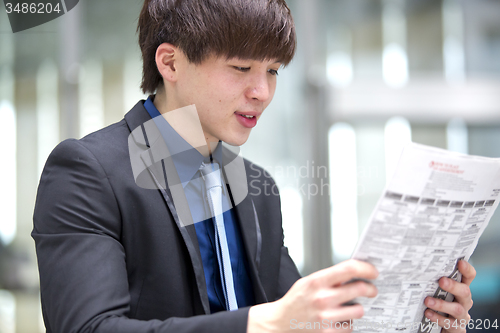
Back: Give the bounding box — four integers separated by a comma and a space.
268, 69, 279, 76
234, 66, 251, 72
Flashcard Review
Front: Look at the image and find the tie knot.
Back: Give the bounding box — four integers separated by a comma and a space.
200, 163, 222, 189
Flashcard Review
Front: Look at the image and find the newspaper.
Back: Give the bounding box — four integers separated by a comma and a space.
351, 142, 500, 333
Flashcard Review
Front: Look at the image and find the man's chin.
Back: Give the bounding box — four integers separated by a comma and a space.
222, 134, 251, 147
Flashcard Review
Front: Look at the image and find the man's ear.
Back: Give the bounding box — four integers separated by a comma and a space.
155, 43, 179, 83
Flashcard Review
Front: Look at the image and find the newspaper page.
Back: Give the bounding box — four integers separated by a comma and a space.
351, 142, 500, 333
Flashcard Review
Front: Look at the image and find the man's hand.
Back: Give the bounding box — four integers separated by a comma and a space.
247, 259, 378, 333
424, 260, 476, 333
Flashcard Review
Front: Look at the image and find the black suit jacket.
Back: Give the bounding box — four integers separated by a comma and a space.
32, 101, 301, 333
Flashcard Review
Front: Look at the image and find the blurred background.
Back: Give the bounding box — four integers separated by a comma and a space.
0, 0, 499, 331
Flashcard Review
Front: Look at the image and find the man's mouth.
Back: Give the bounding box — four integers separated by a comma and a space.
235, 111, 259, 118
235, 112, 259, 128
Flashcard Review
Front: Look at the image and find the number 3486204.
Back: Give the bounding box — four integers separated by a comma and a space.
5, 3, 62, 14
443, 319, 499, 330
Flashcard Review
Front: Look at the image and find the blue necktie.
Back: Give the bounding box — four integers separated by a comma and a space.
200, 162, 238, 311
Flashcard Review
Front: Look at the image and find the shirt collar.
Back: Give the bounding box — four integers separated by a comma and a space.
143, 96, 223, 187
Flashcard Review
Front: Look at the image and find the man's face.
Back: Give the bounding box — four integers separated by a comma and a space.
172, 53, 281, 147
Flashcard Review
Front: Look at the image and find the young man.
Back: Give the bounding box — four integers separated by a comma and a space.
33, 0, 475, 332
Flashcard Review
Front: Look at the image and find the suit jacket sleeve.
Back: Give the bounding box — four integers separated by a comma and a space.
276, 245, 301, 300
32, 139, 249, 333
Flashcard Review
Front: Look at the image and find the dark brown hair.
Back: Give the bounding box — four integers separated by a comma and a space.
137, 0, 296, 94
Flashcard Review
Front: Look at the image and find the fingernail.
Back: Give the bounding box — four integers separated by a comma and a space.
441, 277, 449, 287
427, 298, 435, 307
426, 310, 434, 319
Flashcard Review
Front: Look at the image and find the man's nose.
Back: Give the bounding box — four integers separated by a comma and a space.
246, 75, 271, 102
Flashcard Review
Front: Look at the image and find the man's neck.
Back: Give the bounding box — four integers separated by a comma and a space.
153, 91, 217, 157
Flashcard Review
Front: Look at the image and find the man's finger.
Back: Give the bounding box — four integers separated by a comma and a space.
314, 259, 379, 287
458, 260, 476, 286
314, 281, 377, 308
424, 297, 469, 321
438, 277, 473, 310
321, 303, 365, 324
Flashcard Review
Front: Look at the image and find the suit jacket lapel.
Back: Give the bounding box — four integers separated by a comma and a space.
231, 194, 268, 304
146, 162, 210, 314
221, 145, 268, 304
125, 101, 210, 314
